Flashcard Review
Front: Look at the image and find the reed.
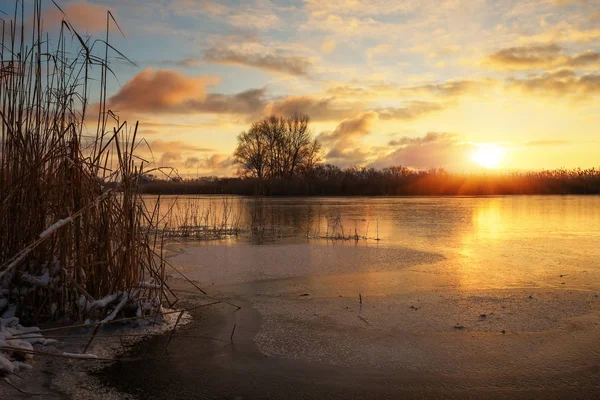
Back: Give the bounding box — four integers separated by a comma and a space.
0, 0, 170, 323
153, 196, 244, 240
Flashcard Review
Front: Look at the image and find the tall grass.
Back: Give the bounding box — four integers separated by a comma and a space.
0, 1, 171, 323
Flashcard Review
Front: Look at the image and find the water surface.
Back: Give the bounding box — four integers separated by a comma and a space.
163, 195, 600, 292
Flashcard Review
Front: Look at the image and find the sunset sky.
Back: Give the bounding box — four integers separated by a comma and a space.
33, 0, 600, 176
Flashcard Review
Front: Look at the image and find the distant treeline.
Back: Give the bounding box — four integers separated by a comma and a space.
139, 165, 600, 196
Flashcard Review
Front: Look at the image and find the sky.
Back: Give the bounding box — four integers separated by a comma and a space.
26, 0, 600, 176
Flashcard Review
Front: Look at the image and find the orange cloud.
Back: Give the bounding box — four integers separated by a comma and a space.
107, 68, 267, 115
109, 68, 217, 113
318, 111, 379, 166
146, 140, 213, 153
372, 132, 474, 170
264, 96, 444, 122
184, 154, 234, 172
377, 102, 444, 120
508, 69, 600, 97
485, 44, 565, 69
263, 96, 361, 121
485, 44, 600, 70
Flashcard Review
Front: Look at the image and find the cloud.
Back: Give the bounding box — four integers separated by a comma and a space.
403, 79, 495, 98
568, 50, 600, 67
317, 111, 379, 166
159, 151, 181, 165
485, 44, 600, 70
376, 102, 444, 120
325, 147, 373, 166
171, 58, 204, 67
108, 68, 267, 115
485, 44, 564, 70
318, 111, 378, 145
263, 96, 361, 121
508, 69, 600, 97
203, 154, 235, 170
183, 154, 235, 175
372, 132, 474, 170
321, 39, 337, 54
549, 0, 583, 6
304, 0, 419, 19
133, 139, 215, 168
139, 139, 230, 174
389, 132, 455, 146
147, 140, 213, 153
227, 12, 281, 31
324, 79, 493, 104
264, 96, 444, 122
108, 68, 217, 112
520, 23, 600, 44
204, 46, 312, 76
184, 157, 201, 169
43, 1, 113, 33
202, 88, 268, 115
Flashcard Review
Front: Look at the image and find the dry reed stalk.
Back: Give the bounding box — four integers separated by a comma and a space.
0, 0, 168, 323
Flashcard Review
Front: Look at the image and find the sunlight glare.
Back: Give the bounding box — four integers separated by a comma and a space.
471, 145, 506, 168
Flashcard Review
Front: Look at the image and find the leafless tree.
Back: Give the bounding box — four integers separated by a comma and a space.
234, 114, 321, 179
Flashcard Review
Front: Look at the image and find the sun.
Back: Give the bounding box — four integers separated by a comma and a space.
471, 145, 506, 169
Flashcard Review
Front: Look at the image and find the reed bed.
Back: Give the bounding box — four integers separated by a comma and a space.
149, 196, 245, 240
0, 0, 172, 324
149, 196, 379, 243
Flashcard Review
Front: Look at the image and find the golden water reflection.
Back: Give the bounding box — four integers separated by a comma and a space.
153, 195, 600, 293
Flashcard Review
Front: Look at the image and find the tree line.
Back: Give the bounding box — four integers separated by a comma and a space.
140, 166, 600, 196
139, 114, 600, 196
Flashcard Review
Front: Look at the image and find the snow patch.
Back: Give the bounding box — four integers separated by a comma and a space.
39, 217, 72, 238
0, 317, 54, 376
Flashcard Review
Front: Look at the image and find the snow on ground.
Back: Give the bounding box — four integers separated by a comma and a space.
0, 307, 191, 398
1, 317, 57, 377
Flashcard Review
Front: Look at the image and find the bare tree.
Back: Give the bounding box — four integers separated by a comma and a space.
234, 129, 268, 179
234, 114, 321, 179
